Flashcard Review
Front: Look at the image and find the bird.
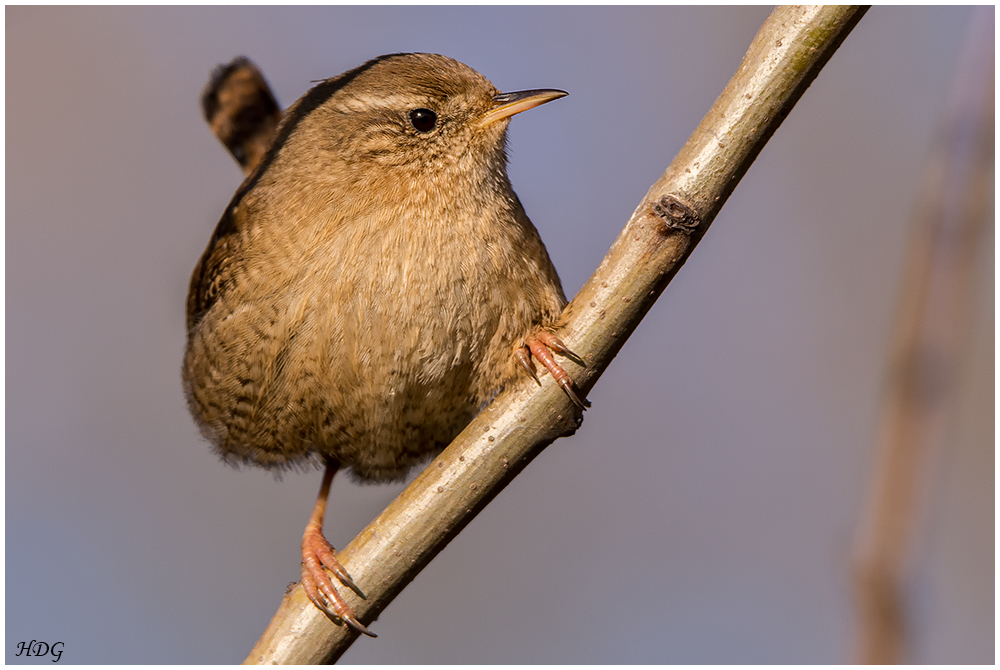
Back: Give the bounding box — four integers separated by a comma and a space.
183, 52, 586, 638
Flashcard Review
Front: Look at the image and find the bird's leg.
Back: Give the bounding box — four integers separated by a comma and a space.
300, 458, 376, 637
520, 331, 590, 410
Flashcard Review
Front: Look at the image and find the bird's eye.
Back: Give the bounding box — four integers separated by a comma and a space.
408, 108, 437, 133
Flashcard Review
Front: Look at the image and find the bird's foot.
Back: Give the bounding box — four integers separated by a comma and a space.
516, 331, 590, 410
300, 524, 376, 637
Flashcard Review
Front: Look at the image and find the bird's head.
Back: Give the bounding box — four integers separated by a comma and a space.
264, 53, 566, 195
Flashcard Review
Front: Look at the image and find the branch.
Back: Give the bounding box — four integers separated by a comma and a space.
244, 6, 868, 663
851, 9, 994, 663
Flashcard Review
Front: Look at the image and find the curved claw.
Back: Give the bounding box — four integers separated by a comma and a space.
344, 616, 377, 638
516, 346, 541, 385
335, 572, 367, 601
539, 332, 587, 368
556, 375, 590, 410
313, 540, 367, 600
309, 578, 377, 638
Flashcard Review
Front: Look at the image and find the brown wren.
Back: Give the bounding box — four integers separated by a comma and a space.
184, 53, 586, 637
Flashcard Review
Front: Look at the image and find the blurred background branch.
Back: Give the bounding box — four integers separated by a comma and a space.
245, 5, 868, 664
851, 7, 994, 664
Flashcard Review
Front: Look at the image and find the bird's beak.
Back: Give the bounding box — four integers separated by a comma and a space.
479, 89, 568, 127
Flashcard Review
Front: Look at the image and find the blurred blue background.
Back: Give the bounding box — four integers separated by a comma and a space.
6, 6, 993, 664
